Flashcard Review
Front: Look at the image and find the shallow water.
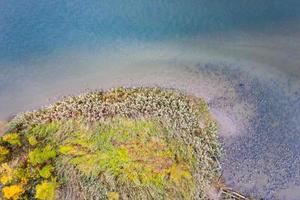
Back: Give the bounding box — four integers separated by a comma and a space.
1, 1, 300, 199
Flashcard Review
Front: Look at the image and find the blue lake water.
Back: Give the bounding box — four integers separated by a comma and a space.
1, 0, 300, 60
1, 1, 300, 199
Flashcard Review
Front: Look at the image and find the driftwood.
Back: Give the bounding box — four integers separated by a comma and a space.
219, 186, 253, 200
213, 175, 254, 200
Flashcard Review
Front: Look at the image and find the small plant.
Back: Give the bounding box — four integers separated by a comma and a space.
27, 122, 60, 140
27, 135, 38, 146
0, 163, 14, 185
35, 180, 58, 200
39, 164, 54, 178
59, 145, 86, 156
107, 192, 120, 200
2, 184, 25, 199
28, 145, 57, 165
2, 133, 21, 146
0, 145, 9, 161
14, 167, 31, 184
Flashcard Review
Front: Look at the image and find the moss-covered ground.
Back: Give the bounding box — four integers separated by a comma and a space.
0, 87, 220, 199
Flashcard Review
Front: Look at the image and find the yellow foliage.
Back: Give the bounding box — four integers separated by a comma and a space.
0, 145, 9, 161
0, 175, 13, 185
28, 145, 57, 165
59, 145, 74, 154
107, 192, 120, 200
2, 133, 21, 146
35, 180, 58, 200
70, 153, 105, 176
59, 145, 85, 156
168, 164, 193, 185
14, 167, 32, 184
0, 163, 14, 185
0, 163, 12, 173
0, 145, 9, 155
2, 184, 25, 199
27, 135, 38, 146
39, 165, 54, 178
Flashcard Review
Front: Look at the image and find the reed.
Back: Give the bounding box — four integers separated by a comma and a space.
1, 87, 220, 199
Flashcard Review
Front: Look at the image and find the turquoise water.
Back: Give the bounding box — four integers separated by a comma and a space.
1, 0, 300, 60
1, 1, 300, 199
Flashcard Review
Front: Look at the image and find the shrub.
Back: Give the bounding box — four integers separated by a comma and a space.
14, 167, 31, 184
35, 180, 58, 200
107, 192, 120, 200
27, 135, 38, 146
0, 163, 14, 185
28, 145, 57, 165
0, 145, 9, 161
2, 184, 25, 199
27, 123, 59, 139
59, 145, 86, 156
2, 133, 21, 146
39, 165, 54, 179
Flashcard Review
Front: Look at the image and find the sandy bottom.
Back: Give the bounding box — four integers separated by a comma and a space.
1, 26, 300, 199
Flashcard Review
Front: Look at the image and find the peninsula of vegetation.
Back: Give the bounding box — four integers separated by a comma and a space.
0, 87, 221, 200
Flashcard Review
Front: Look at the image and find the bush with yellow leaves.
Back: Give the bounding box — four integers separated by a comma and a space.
39, 165, 54, 179
28, 145, 57, 165
0, 163, 13, 185
0, 145, 9, 161
2, 184, 25, 199
2, 133, 21, 146
35, 180, 58, 200
107, 192, 120, 200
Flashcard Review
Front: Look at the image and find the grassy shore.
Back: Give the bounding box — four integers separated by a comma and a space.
0, 87, 220, 200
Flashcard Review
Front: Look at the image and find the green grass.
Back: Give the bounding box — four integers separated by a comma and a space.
0, 87, 220, 200
63, 119, 196, 199
0, 119, 198, 199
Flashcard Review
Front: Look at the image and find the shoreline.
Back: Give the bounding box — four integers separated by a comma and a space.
0, 120, 7, 136
1, 47, 299, 198
2, 58, 299, 198
0, 86, 254, 199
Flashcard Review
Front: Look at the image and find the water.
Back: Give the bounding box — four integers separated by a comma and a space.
1, 1, 300, 199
